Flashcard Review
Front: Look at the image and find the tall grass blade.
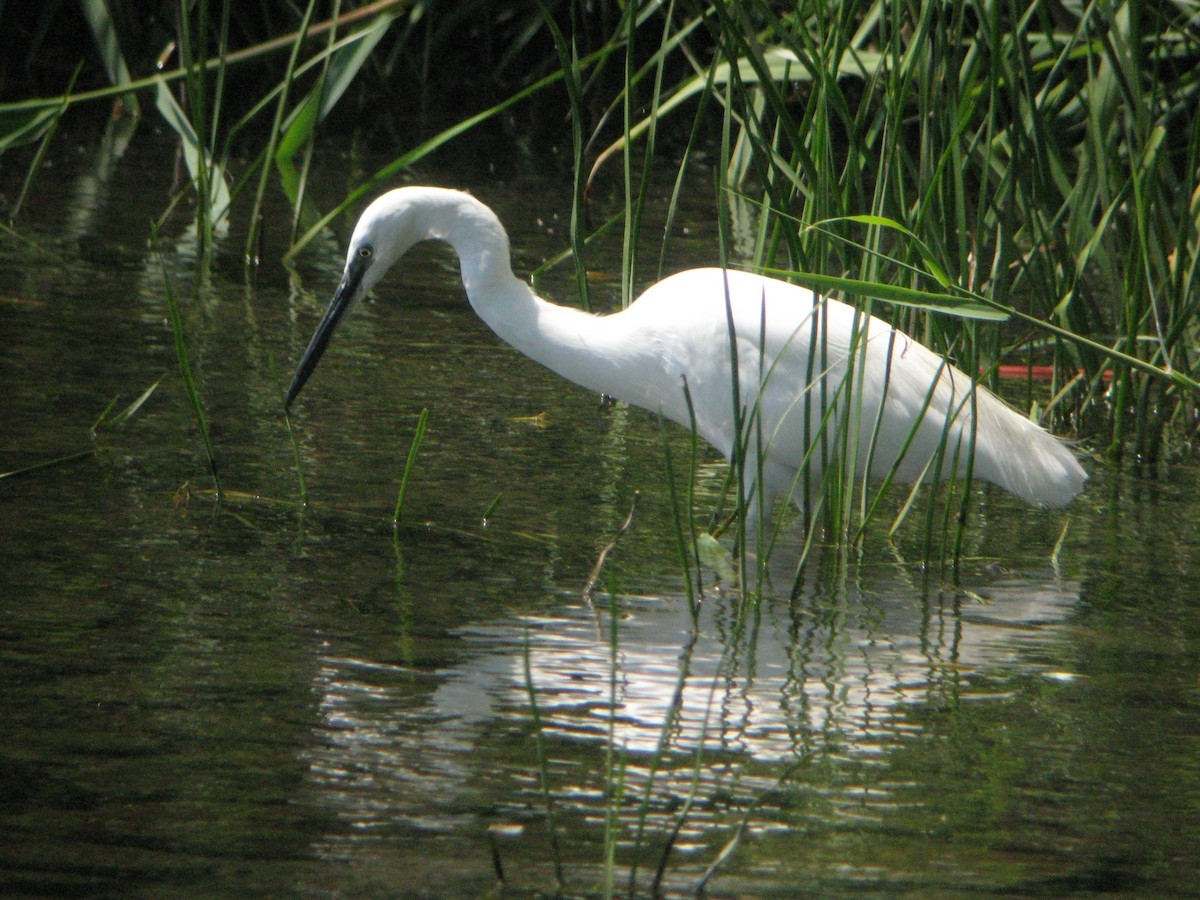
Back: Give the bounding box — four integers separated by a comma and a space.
587, 45, 884, 188
660, 418, 699, 612
582, 493, 639, 603
520, 633, 565, 891
1, 377, 162, 482
153, 77, 232, 229
157, 245, 221, 494
92, 379, 162, 431
535, 0, 592, 310
270, 351, 308, 506
285, 61, 574, 260
602, 591, 626, 900
175, 0, 215, 249
392, 407, 428, 525
284, 411, 308, 507
0, 451, 94, 481
625, 622, 700, 896
0, 106, 63, 152
9, 64, 80, 222
275, 5, 395, 239
78, 0, 140, 115
0, 0, 408, 126
245, 0, 318, 260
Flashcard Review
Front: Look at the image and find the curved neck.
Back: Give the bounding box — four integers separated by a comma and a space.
436, 194, 652, 410
435, 195, 523, 305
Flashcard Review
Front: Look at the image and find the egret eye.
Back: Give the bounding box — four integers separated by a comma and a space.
357, 246, 373, 259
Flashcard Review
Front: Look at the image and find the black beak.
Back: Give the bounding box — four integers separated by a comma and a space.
285, 257, 367, 408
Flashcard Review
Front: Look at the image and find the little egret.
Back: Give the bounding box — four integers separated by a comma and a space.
286, 187, 1086, 510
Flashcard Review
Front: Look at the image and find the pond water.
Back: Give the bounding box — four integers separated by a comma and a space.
2, 126, 1199, 898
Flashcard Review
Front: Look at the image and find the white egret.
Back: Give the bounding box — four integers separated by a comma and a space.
286, 186, 1086, 511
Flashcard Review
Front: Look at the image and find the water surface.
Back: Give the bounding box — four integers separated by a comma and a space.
2, 129, 1199, 897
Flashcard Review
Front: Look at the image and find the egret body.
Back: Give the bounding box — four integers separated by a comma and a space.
286, 187, 1086, 510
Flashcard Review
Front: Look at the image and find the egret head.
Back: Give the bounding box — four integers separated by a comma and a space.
285, 190, 428, 407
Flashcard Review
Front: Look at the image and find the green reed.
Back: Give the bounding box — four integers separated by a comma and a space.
5, 0, 1197, 558
245, 0, 316, 260
274, 351, 308, 506
520, 632, 565, 892
157, 242, 221, 495
535, 0, 594, 310
601, 590, 626, 899
7, 64, 80, 223
392, 407, 429, 526
575, 0, 1198, 569
0, 379, 159, 482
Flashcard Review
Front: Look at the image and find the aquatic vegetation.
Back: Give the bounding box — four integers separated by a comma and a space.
0, 3, 1195, 569
2, 6, 1200, 896
2, 0, 1197, 573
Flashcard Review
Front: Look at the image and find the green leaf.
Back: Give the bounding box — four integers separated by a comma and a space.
98, 379, 161, 429
78, 0, 140, 116
277, 12, 394, 167
153, 77, 232, 225
591, 46, 884, 181
823, 214, 953, 288
0, 106, 61, 152
756, 268, 1011, 321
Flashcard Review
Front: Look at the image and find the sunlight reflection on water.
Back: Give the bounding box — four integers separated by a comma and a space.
301, 561, 1080, 849
453, 573, 1077, 759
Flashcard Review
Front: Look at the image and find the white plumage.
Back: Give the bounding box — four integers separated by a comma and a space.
287, 187, 1087, 511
